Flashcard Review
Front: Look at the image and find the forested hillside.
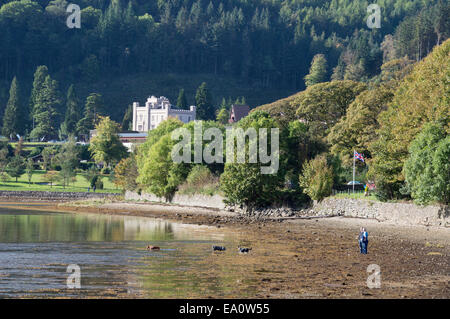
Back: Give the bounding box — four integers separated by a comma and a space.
251, 38, 449, 204
0, 0, 448, 133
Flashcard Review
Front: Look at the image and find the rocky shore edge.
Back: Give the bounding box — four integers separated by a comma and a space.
225, 205, 336, 220
0, 190, 118, 202
0, 190, 447, 228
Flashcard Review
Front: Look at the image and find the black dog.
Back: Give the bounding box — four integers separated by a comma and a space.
212, 245, 226, 251
238, 246, 252, 254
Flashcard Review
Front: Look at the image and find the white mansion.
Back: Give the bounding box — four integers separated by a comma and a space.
132, 96, 196, 132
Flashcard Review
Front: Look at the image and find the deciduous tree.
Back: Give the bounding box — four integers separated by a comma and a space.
89, 116, 128, 167
293, 80, 367, 138
404, 122, 449, 205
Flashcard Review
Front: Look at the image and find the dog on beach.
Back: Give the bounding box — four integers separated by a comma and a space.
238, 246, 252, 254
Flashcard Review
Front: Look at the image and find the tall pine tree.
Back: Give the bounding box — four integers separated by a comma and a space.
60, 84, 80, 139
176, 88, 188, 109
76, 93, 105, 137
30, 75, 62, 141
29, 66, 49, 120
304, 54, 328, 87
2, 77, 21, 139
121, 104, 133, 131
195, 82, 214, 120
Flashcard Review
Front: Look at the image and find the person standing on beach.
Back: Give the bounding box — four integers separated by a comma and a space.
361, 227, 369, 254
358, 227, 364, 253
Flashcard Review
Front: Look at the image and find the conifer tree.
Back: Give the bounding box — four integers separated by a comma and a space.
176, 88, 188, 109
7, 155, 25, 182
29, 66, 49, 121
2, 77, 21, 139
60, 85, 81, 139
30, 75, 62, 141
76, 93, 105, 137
304, 54, 328, 87
121, 105, 133, 131
195, 82, 214, 120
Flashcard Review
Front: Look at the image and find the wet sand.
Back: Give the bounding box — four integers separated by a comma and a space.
2, 199, 449, 298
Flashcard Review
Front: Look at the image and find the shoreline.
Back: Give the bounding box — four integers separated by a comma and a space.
4, 197, 449, 245
1, 198, 449, 298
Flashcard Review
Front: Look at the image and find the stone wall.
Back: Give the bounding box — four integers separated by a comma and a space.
124, 191, 449, 227
312, 198, 449, 227
0, 191, 117, 201
125, 191, 226, 209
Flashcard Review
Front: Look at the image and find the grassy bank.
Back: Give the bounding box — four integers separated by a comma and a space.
0, 170, 120, 193
331, 192, 378, 201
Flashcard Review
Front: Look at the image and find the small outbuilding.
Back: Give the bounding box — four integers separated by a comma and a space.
229, 104, 250, 123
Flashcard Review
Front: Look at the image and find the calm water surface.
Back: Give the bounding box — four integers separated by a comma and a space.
0, 207, 241, 298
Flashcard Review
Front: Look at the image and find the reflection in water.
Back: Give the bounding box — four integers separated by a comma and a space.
0, 208, 249, 298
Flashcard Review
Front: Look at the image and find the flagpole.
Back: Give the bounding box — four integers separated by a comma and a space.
353, 149, 355, 195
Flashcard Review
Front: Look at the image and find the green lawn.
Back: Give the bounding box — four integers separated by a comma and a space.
331, 191, 378, 201
0, 170, 121, 193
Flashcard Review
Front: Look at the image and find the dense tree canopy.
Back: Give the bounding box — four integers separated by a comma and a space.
369, 39, 450, 198
327, 85, 394, 165
0, 0, 447, 124
220, 111, 283, 208
0, 0, 447, 207
404, 122, 449, 205
293, 80, 367, 138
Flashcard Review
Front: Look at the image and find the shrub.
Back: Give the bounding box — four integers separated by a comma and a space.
299, 155, 333, 201
114, 156, 139, 191
95, 179, 104, 190
0, 172, 10, 183
83, 166, 100, 188
178, 165, 219, 196
186, 165, 214, 187
42, 170, 59, 188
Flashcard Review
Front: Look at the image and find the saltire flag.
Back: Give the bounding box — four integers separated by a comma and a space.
354, 151, 365, 162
